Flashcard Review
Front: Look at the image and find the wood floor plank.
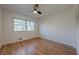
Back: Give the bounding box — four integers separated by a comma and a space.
0, 38, 77, 55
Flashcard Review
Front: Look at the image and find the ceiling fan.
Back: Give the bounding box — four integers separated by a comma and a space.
33, 4, 42, 14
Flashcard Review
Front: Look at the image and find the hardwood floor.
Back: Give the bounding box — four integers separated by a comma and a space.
0, 38, 77, 55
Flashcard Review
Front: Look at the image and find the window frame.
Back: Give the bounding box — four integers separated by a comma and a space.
13, 17, 35, 32
26, 20, 35, 32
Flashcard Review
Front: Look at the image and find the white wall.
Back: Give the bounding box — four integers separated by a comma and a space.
76, 16, 79, 54
0, 8, 2, 47
76, 5, 79, 54
1, 9, 39, 45
39, 7, 76, 47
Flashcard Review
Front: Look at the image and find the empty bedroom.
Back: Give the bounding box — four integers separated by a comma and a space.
0, 4, 79, 55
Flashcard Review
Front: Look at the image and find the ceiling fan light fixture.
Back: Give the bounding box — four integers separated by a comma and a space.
33, 10, 37, 14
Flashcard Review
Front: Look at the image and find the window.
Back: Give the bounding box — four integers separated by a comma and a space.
27, 21, 34, 31
14, 18, 34, 31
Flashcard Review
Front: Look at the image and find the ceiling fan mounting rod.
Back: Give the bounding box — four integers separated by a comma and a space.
34, 4, 38, 11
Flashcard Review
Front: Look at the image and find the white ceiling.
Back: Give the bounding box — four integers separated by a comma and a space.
0, 4, 74, 19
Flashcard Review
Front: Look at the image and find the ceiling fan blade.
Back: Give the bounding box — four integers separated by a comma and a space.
37, 11, 42, 14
